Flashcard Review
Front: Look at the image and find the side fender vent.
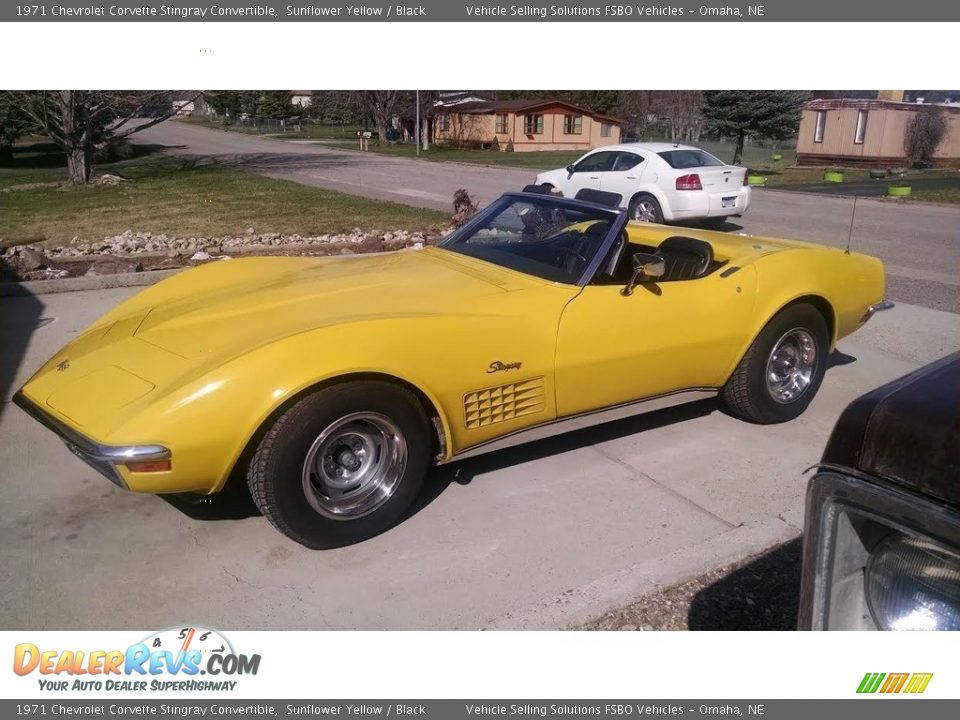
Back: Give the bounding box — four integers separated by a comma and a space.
464, 377, 545, 429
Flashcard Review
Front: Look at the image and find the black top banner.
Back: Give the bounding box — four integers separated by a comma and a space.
5, 0, 960, 22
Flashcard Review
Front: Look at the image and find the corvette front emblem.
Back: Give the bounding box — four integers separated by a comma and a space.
56, 360, 70, 372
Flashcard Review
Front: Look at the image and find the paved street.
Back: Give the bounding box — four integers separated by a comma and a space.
134, 120, 960, 312
1, 287, 956, 630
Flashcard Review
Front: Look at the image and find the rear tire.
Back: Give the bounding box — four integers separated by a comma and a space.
248, 381, 431, 549
720, 303, 829, 424
629, 194, 663, 223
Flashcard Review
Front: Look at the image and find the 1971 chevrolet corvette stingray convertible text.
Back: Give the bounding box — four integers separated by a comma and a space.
15, 192, 890, 548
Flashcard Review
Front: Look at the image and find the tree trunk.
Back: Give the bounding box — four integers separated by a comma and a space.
733, 132, 746, 166
374, 118, 388, 144
421, 118, 430, 151
0, 144, 12, 164
67, 145, 92, 184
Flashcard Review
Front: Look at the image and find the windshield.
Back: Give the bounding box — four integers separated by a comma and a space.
439, 196, 616, 284
658, 149, 725, 169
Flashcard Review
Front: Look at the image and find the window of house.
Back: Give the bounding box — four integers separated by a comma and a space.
563, 115, 583, 135
495, 113, 509, 134
814, 110, 826, 143
524, 114, 544, 135
439, 115, 450, 132
854, 109, 868, 144
600, 123, 614, 137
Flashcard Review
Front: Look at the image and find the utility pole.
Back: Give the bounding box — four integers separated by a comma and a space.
415, 90, 420, 157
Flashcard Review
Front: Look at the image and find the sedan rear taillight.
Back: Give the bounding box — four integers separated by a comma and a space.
676, 173, 703, 191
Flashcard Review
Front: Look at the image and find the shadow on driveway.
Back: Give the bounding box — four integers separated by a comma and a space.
0, 266, 45, 421
687, 537, 803, 630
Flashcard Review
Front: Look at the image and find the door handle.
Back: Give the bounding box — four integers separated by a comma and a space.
589, 176, 599, 179
626, 176, 637, 179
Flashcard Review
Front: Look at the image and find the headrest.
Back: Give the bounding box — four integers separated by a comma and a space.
521, 184, 551, 194
574, 188, 623, 207
657, 236, 714, 271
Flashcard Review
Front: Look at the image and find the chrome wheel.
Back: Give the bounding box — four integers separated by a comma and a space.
632, 199, 659, 222
766, 328, 817, 404
301, 412, 407, 520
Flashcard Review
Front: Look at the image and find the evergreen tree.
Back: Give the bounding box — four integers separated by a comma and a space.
702, 90, 809, 165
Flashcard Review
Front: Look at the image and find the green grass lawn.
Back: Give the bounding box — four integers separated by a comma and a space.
909, 186, 960, 204
0, 142, 449, 245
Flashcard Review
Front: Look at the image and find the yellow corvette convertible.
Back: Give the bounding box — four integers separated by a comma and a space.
15, 191, 889, 548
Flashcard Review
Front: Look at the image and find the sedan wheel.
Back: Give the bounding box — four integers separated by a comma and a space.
629, 195, 663, 223
248, 381, 431, 548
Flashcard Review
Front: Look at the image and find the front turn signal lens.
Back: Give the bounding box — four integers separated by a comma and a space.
124, 459, 172, 473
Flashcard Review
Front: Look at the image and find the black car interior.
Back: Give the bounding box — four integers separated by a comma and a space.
596, 234, 725, 285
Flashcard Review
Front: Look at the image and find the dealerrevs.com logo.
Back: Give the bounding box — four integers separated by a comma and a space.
857, 672, 933, 694
13, 626, 261, 692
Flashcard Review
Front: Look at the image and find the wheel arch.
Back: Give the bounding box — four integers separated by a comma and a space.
627, 187, 670, 220
719, 292, 837, 387
216, 371, 452, 494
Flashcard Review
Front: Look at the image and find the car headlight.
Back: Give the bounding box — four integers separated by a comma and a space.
865, 534, 960, 630
799, 470, 960, 630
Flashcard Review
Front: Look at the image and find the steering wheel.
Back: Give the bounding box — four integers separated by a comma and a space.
556, 246, 588, 265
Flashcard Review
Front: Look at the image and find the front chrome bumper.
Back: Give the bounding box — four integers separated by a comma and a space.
12, 391, 170, 489
861, 299, 895, 324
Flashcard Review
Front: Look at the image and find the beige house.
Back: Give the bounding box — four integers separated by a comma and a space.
434, 99, 623, 152
797, 98, 960, 167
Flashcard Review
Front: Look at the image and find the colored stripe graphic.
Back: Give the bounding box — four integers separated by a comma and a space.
857, 672, 932, 694
881, 673, 909, 693
857, 673, 885, 693
904, 673, 933, 694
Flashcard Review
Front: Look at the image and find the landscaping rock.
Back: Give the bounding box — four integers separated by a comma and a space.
20, 248, 47, 271
86, 257, 143, 276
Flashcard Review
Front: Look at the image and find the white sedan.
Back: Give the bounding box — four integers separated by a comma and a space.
535, 142, 751, 226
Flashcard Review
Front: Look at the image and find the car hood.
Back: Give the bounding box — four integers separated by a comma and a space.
20, 248, 553, 436
133, 248, 535, 359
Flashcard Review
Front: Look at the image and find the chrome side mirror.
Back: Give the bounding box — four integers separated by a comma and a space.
621, 253, 665, 296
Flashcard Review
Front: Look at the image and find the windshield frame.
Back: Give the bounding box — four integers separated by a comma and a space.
437, 192, 628, 287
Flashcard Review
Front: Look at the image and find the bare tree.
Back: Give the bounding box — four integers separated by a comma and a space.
4, 90, 197, 184
650, 91, 704, 141
355, 90, 404, 144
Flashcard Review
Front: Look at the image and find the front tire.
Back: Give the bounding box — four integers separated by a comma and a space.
629, 194, 663, 223
248, 381, 431, 548
720, 303, 829, 424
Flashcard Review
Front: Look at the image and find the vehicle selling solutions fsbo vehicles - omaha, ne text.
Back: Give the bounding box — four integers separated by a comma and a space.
16, 191, 888, 548
536, 143, 751, 225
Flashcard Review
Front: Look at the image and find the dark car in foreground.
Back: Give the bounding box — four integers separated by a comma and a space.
798, 352, 960, 630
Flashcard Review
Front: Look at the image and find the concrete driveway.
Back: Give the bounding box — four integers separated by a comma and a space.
2, 286, 956, 630
133, 120, 960, 313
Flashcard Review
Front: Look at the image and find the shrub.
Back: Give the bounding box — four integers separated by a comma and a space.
904, 107, 947, 167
